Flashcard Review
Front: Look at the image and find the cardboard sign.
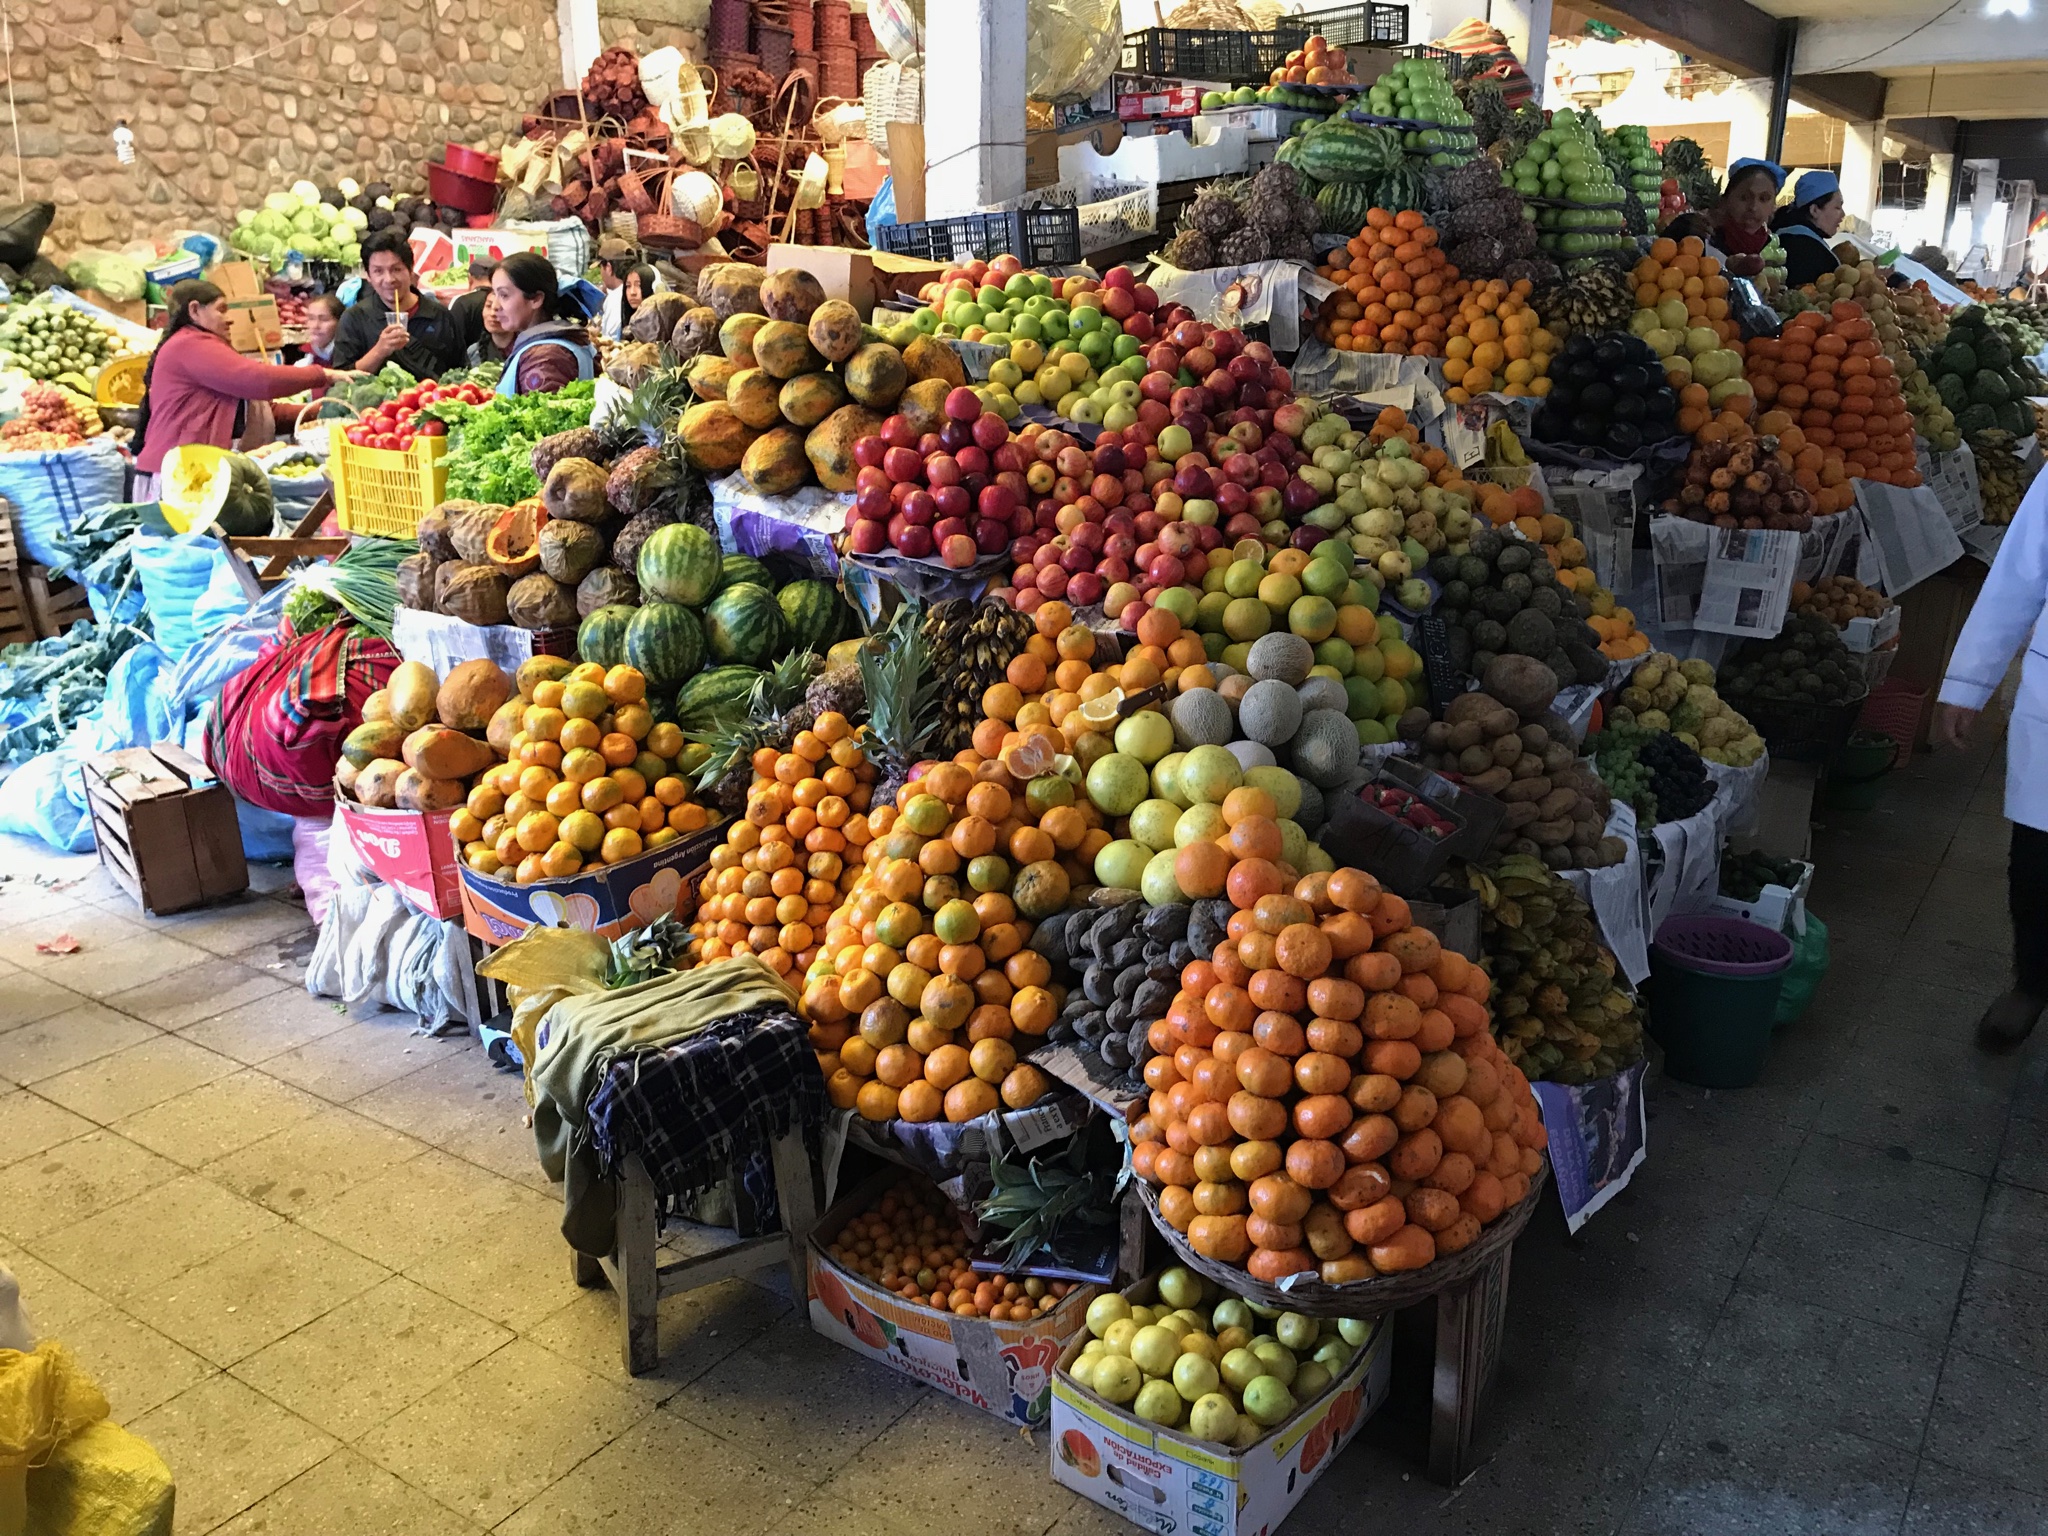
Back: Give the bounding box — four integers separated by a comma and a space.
457, 823, 722, 946
334, 795, 464, 919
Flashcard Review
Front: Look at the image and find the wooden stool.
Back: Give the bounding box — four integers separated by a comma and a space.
572, 1133, 819, 1376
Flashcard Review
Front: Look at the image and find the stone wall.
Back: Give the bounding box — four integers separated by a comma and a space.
0, 0, 700, 258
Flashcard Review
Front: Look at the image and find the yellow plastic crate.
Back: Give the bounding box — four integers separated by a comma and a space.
327, 422, 449, 540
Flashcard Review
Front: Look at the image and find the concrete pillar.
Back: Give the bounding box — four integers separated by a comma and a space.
558, 0, 601, 88
1838, 120, 1881, 227
1996, 180, 2034, 286
1724, 80, 1774, 170
1966, 157, 2000, 274
923, 0, 1029, 217
1926, 153, 1956, 256
1492, 0, 1554, 101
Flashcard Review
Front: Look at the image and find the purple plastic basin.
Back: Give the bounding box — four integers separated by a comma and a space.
1652, 914, 1793, 978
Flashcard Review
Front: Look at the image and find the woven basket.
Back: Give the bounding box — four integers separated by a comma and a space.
1135, 1156, 1549, 1316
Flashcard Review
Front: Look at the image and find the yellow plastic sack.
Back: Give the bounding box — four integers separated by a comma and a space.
475, 927, 617, 1105
0, 1344, 106, 1472
24, 1421, 174, 1536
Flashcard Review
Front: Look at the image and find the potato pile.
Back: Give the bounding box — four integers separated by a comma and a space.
1397, 662, 1622, 871
1793, 574, 1890, 627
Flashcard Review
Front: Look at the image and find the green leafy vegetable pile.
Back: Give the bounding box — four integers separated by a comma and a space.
0, 618, 151, 765
328, 363, 417, 413
283, 536, 417, 639
433, 381, 597, 507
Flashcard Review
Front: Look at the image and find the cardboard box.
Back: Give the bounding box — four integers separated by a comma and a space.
224, 297, 283, 354
1027, 122, 1125, 189
767, 243, 881, 316
335, 795, 465, 920
82, 744, 249, 917
205, 261, 265, 299
1049, 1280, 1392, 1535
867, 251, 950, 309
807, 1175, 1099, 1428
457, 822, 722, 946
1840, 604, 1901, 653
1709, 858, 1814, 936
1118, 87, 1203, 121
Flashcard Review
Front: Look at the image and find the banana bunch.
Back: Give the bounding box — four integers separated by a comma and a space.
1535, 263, 1637, 338
1972, 429, 2035, 527
1484, 421, 1531, 469
923, 598, 1037, 754
1470, 855, 1643, 1083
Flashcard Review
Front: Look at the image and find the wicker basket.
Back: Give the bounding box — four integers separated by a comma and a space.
1135, 1158, 1548, 1316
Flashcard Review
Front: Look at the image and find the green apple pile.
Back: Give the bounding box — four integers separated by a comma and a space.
1510, 109, 1629, 257
1066, 1266, 1374, 1446
1290, 420, 1479, 571
1610, 123, 1663, 220
1627, 299, 1747, 391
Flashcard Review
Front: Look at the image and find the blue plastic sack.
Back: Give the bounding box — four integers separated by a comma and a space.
166, 583, 287, 717
0, 437, 128, 567
191, 556, 255, 638
234, 796, 298, 862
0, 750, 94, 853
865, 177, 898, 245
88, 641, 178, 754
129, 534, 228, 660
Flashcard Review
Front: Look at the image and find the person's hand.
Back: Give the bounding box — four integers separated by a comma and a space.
322, 368, 365, 386
369, 322, 411, 360
1933, 702, 1978, 749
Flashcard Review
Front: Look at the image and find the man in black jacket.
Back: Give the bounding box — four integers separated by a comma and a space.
331, 230, 465, 379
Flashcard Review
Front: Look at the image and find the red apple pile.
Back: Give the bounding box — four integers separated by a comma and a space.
844, 388, 1030, 569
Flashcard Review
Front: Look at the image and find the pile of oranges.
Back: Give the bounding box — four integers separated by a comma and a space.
1132, 863, 1547, 1283
1313, 210, 1461, 357
1740, 299, 1922, 508
1671, 381, 1762, 446
1442, 279, 1555, 404
824, 1178, 1082, 1320
800, 754, 1063, 1124
460, 663, 712, 882
689, 710, 877, 976
1629, 236, 1739, 345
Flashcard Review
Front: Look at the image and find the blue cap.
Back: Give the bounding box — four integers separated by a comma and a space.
1727, 157, 1786, 189
1791, 169, 1840, 206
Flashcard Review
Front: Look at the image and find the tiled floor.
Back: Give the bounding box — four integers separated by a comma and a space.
1, 723, 2043, 1534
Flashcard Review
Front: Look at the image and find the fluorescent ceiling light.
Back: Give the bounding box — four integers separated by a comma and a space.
1987, 0, 2029, 16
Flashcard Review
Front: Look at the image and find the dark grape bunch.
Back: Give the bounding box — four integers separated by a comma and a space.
1586, 720, 1713, 827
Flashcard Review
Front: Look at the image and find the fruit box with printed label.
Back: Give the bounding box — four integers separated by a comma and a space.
456, 822, 722, 946
806, 1174, 1099, 1428
1048, 1277, 1391, 1536
334, 794, 464, 920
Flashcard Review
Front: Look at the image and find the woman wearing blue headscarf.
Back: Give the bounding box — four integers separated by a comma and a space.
1770, 170, 1847, 287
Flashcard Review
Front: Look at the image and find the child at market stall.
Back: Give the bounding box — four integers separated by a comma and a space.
130, 279, 348, 498
620, 263, 660, 333
1934, 466, 2048, 1051
596, 235, 636, 341
448, 257, 496, 360
1770, 170, 1846, 288
490, 252, 597, 396
303, 294, 342, 399
330, 229, 465, 380
1710, 158, 1784, 277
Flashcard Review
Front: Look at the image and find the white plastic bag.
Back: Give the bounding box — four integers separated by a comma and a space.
305, 881, 371, 1000
341, 884, 411, 1012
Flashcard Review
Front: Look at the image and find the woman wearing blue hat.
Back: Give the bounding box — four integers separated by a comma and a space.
1770, 170, 1847, 287
1710, 158, 1785, 277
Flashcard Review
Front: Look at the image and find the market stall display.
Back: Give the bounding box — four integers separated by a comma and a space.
0, 300, 125, 389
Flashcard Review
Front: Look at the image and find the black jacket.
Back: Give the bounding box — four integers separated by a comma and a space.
330, 287, 465, 379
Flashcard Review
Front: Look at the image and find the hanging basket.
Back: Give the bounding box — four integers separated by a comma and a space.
634, 165, 713, 250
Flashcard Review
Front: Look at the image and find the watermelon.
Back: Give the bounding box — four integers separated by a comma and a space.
576, 604, 637, 668
715, 553, 774, 593
702, 582, 784, 666
777, 579, 841, 654
1296, 122, 1401, 185
637, 523, 721, 607
1314, 180, 1375, 236
675, 664, 764, 720
625, 601, 706, 692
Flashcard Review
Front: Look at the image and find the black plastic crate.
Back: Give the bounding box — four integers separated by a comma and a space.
1121, 28, 1269, 83
872, 206, 1080, 268
1291, 4, 1410, 48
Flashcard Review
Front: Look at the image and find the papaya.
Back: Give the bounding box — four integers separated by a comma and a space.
718, 312, 770, 368
895, 377, 954, 437
335, 757, 360, 796
741, 426, 812, 497
760, 267, 827, 324
355, 758, 405, 808
395, 768, 468, 812
808, 300, 863, 364
752, 320, 826, 381
360, 688, 393, 724
438, 658, 513, 731
687, 354, 740, 402
679, 401, 759, 473
779, 371, 848, 427
805, 405, 885, 492
902, 334, 967, 387
843, 342, 909, 410
402, 725, 498, 781
515, 654, 574, 700
727, 367, 785, 430
386, 660, 439, 730
342, 719, 404, 769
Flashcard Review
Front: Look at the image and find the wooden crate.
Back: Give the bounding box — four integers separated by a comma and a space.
24, 566, 92, 638
0, 498, 32, 647
83, 743, 249, 916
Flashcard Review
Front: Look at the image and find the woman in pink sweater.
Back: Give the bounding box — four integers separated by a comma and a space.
133, 279, 348, 491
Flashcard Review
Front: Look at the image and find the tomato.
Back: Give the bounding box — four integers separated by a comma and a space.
418, 419, 447, 437
345, 426, 369, 446
396, 432, 415, 449
398, 387, 424, 408
372, 433, 400, 450
461, 385, 487, 404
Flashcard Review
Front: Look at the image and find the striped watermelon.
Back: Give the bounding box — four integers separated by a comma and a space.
625, 601, 706, 692
637, 523, 721, 607
714, 553, 774, 593
702, 583, 783, 666
1314, 180, 1375, 235
674, 664, 763, 720
576, 604, 637, 669
776, 579, 841, 654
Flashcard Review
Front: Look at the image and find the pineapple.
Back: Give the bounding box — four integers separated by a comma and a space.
805, 660, 866, 724
856, 600, 938, 806
611, 503, 681, 573
1217, 226, 1271, 268
531, 425, 604, 483
599, 370, 692, 518
1161, 229, 1214, 272
688, 650, 824, 816
1244, 163, 1299, 234
1189, 181, 1242, 239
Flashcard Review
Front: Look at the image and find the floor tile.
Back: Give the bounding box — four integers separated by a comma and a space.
212, 1447, 489, 1536
176, 988, 356, 1065
57, 1303, 216, 1423
101, 954, 289, 1031
0, 1000, 157, 1086
1902, 1455, 2048, 1536
1998, 1114, 2048, 1195
231, 927, 318, 986
32, 1031, 239, 1124
763, 1495, 936, 1536
819, 1396, 1079, 1536
1940, 811, 2016, 876
0, 972, 93, 1034
1974, 1181, 2048, 1278
348, 1050, 549, 1189
1622, 1421, 1913, 1536
125, 1223, 390, 1366
1952, 1255, 2048, 1378
1900, 867, 2019, 963
1922, 1350, 2048, 1498
232, 1275, 513, 1442
0, 1128, 179, 1242
0, 1088, 94, 1167
495, 1398, 807, 1536
0, 1241, 112, 1336
206, 1104, 427, 1217
151, 893, 314, 956
259, 1018, 459, 1103
1738, 1204, 1969, 1340
525, 1275, 789, 1403
30, 1171, 281, 1301
129, 1373, 338, 1534
0, 874, 86, 933
356, 1338, 653, 1529
669, 1313, 932, 1483
1812, 1054, 2012, 1178
400, 1180, 589, 1333
111, 1070, 326, 1167
296, 1149, 540, 1272
0, 905, 213, 998
1778, 1132, 1989, 1251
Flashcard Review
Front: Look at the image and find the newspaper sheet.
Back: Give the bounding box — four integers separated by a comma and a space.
1532, 1061, 1649, 1235
1692, 527, 1802, 638
1855, 478, 1964, 596
1917, 440, 1983, 536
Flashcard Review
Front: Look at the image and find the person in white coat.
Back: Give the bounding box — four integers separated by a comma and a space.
1934, 465, 2048, 1049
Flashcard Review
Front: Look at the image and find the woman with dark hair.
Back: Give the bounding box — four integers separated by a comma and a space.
489, 252, 597, 397
1710, 158, 1785, 277
620, 263, 661, 332
132, 278, 346, 494
1771, 169, 1846, 287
